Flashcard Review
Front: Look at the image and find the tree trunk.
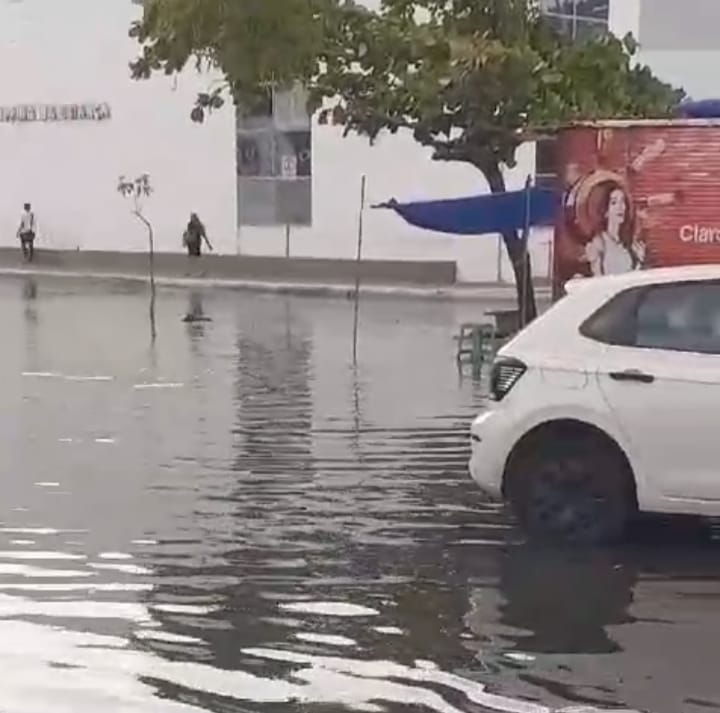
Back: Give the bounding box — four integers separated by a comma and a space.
483, 161, 537, 326
148, 224, 157, 342
134, 211, 157, 341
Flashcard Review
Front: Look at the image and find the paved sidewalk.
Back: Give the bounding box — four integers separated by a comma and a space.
0, 263, 552, 302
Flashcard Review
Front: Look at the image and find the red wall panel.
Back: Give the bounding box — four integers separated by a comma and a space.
554, 124, 720, 297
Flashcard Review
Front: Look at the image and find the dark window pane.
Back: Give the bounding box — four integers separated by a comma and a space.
246, 90, 273, 119
539, 0, 575, 14
635, 282, 720, 354
237, 133, 274, 177
536, 137, 559, 176
580, 287, 644, 346
237, 178, 278, 226
575, 17, 609, 42
544, 13, 575, 38
277, 179, 312, 226
576, 0, 610, 21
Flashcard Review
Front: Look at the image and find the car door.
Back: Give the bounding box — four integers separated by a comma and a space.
592, 281, 720, 501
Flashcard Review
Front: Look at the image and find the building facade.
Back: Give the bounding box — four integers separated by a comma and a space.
0, 0, 709, 283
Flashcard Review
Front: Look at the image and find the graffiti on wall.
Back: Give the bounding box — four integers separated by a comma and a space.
554, 124, 720, 297
0, 103, 112, 123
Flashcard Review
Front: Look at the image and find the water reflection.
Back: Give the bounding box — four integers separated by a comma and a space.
0, 276, 717, 713
184, 291, 210, 325
21, 278, 39, 370
493, 547, 635, 655
22, 277, 37, 302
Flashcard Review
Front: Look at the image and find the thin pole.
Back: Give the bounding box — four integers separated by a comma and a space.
285, 224, 291, 258
547, 236, 553, 282
520, 175, 532, 329
352, 175, 367, 364
496, 234, 503, 283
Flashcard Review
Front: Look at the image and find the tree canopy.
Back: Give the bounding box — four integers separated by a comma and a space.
131, 0, 684, 174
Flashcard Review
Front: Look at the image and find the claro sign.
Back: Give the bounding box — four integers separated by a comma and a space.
680, 224, 720, 243
0, 103, 111, 123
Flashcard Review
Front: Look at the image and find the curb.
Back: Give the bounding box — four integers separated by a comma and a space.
0, 266, 552, 302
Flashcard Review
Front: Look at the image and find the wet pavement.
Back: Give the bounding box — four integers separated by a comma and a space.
0, 275, 719, 713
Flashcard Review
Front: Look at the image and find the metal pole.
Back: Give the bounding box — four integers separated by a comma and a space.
547, 236, 553, 282
520, 175, 532, 328
285, 224, 291, 258
496, 234, 503, 283
352, 175, 367, 364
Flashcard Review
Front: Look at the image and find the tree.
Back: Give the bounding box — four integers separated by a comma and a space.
130, 0, 684, 321
118, 174, 157, 340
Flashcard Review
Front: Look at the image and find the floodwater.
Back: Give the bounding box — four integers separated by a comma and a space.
0, 275, 719, 713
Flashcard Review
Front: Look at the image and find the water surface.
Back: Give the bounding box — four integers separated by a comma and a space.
0, 276, 718, 713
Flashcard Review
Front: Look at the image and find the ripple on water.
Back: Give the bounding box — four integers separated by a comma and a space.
279, 602, 380, 617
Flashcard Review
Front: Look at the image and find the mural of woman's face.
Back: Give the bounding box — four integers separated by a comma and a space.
606, 188, 627, 228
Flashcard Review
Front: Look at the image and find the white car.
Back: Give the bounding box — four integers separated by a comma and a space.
469, 265, 720, 544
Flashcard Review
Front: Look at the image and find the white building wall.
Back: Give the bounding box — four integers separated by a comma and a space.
0, 0, 549, 284
0, 0, 237, 257
609, 0, 640, 38
634, 0, 720, 102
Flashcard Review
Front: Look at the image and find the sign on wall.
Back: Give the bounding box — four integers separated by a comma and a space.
0, 102, 112, 124
236, 83, 312, 227
554, 123, 720, 297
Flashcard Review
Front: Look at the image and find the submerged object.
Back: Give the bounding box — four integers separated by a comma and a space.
182, 314, 212, 323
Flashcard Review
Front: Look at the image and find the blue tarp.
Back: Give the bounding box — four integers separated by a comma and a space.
676, 99, 720, 119
375, 187, 559, 236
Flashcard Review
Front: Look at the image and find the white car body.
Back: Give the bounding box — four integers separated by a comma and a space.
469, 265, 720, 519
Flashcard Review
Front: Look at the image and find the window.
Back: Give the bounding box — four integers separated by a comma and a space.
575, 17, 608, 42
539, 0, 575, 15
635, 282, 720, 354
535, 137, 559, 191
581, 281, 720, 355
575, 0, 610, 22
580, 287, 644, 346
540, 0, 609, 41
543, 12, 574, 38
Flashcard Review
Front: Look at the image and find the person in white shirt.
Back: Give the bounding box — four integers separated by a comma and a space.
584, 184, 646, 276
17, 203, 36, 262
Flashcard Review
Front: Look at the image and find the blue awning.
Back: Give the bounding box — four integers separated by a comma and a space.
374, 187, 559, 236
676, 99, 720, 119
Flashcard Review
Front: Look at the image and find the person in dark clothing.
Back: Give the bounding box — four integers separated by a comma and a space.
17, 203, 36, 262
183, 213, 213, 257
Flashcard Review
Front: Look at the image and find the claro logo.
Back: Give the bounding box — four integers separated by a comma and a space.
680, 224, 720, 243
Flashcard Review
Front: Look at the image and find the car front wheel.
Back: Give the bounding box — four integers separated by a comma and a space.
506, 435, 634, 546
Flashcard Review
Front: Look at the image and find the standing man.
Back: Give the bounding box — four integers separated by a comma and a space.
17, 203, 36, 262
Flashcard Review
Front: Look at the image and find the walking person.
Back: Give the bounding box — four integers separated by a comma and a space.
183, 213, 213, 257
17, 203, 37, 262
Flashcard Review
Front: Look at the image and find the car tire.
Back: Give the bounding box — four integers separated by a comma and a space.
506, 434, 634, 546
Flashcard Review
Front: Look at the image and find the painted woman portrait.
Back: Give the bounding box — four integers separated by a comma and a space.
562, 170, 647, 280
584, 181, 646, 276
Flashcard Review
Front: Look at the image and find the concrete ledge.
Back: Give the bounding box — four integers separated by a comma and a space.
0, 248, 458, 286
0, 264, 552, 303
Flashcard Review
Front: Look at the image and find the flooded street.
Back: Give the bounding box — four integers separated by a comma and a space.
0, 275, 719, 713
